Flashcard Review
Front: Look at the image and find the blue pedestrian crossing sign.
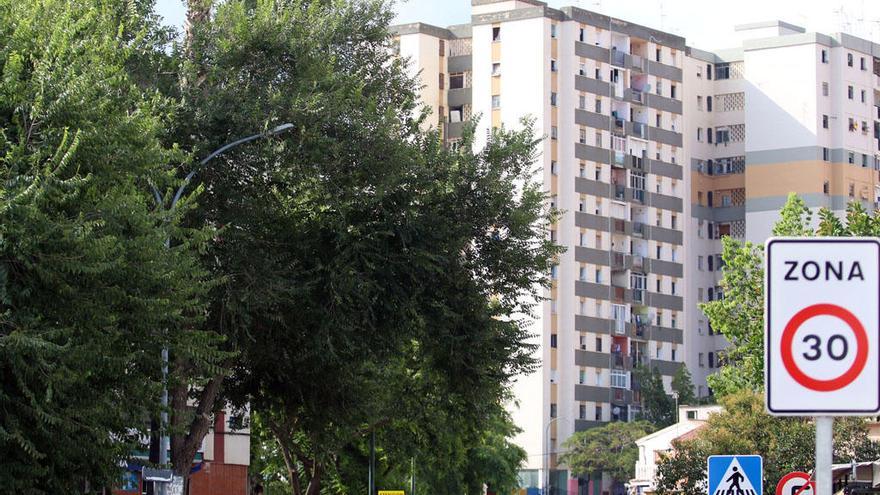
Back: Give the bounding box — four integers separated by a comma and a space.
708, 456, 763, 495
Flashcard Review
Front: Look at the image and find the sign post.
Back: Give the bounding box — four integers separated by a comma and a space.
765, 238, 880, 495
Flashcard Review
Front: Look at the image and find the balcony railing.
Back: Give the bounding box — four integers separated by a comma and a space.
632, 222, 645, 237
632, 254, 644, 268
630, 122, 647, 139
613, 151, 626, 166
632, 189, 645, 203
632, 288, 644, 304
611, 251, 625, 269
614, 184, 626, 201
613, 219, 626, 234
611, 49, 626, 66
630, 155, 644, 170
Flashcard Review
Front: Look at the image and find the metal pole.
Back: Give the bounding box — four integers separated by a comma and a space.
369, 431, 375, 495
411, 456, 415, 495
815, 417, 833, 495
153, 124, 293, 488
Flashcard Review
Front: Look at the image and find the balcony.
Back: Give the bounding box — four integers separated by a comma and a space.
632, 188, 645, 203
611, 251, 626, 269
632, 254, 644, 268
632, 288, 645, 304
611, 49, 626, 67
614, 184, 626, 201
613, 151, 626, 167
613, 218, 627, 234
629, 88, 644, 104
629, 122, 648, 139
632, 222, 645, 237
630, 155, 644, 170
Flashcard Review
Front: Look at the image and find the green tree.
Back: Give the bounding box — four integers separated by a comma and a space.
671, 366, 697, 406
634, 366, 675, 427
165, 0, 561, 492
655, 391, 880, 495
703, 193, 880, 396
0, 0, 218, 491
560, 421, 655, 485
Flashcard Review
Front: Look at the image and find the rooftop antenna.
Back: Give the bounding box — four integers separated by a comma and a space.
659, 1, 667, 31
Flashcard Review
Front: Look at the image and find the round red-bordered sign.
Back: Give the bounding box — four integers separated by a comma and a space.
775, 471, 813, 495
780, 303, 869, 392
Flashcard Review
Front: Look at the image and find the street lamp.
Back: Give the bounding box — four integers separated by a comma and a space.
150, 123, 294, 494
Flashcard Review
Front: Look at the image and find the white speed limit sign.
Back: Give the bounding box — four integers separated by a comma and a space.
765, 238, 880, 415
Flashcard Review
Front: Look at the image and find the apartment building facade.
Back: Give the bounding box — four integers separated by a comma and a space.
395, 3, 880, 495
395, 2, 687, 493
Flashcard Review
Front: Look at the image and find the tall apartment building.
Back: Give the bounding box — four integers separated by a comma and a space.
394, 3, 880, 495
395, 2, 687, 494
684, 21, 880, 396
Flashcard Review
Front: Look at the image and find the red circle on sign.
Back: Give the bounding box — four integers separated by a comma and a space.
780, 303, 868, 392
776, 472, 812, 495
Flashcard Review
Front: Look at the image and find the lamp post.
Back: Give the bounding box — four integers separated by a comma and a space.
151, 123, 294, 494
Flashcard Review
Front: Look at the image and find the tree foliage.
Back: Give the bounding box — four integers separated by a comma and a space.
634, 366, 675, 427
169, 0, 560, 492
0, 0, 217, 490
703, 193, 874, 396
560, 421, 655, 485
655, 391, 880, 495
671, 366, 696, 406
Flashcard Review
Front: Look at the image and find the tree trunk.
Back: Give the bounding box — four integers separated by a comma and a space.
170, 374, 225, 478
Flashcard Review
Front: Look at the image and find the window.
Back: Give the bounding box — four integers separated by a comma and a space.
848, 53, 854, 67
551, 265, 558, 279
656, 279, 661, 292
492, 63, 501, 76
551, 126, 558, 140
849, 118, 856, 131
821, 49, 828, 63
708, 128, 713, 143
579, 28, 585, 43
656, 80, 662, 95
579, 128, 586, 144
449, 73, 464, 89
697, 95, 703, 110
656, 245, 662, 259
671, 347, 677, 361
492, 95, 501, 109
610, 370, 629, 389
579, 404, 586, 419
656, 48, 661, 62
656, 113, 662, 127
697, 65, 703, 78
595, 337, 603, 352
699, 353, 705, 367
579, 63, 586, 76
716, 128, 729, 144
671, 281, 677, 295
697, 128, 703, 141
707, 96, 713, 112
579, 266, 586, 281
551, 161, 558, 175
861, 57, 867, 70
550, 92, 558, 106
707, 63, 713, 80
708, 254, 714, 271
671, 84, 677, 99
864, 121, 870, 135
595, 405, 602, 421
823, 147, 830, 161
551, 59, 558, 72
579, 94, 586, 109
550, 24, 558, 39
823, 180, 830, 195
687, 410, 697, 420
550, 403, 557, 418
579, 369, 586, 384
848, 85, 854, 100
438, 73, 444, 90
551, 334, 557, 348
863, 154, 869, 167
492, 26, 501, 42
698, 256, 704, 270
595, 98, 602, 113
715, 63, 730, 80
850, 183, 855, 197
862, 90, 867, 103
439, 40, 445, 57
822, 114, 829, 129
708, 352, 715, 368
822, 82, 829, 96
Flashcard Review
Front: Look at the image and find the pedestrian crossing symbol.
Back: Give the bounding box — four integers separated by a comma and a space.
708, 456, 763, 495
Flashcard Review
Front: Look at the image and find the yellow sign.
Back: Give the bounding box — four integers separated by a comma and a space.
378, 491, 405, 495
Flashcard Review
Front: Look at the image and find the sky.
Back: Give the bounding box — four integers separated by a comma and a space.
155, 0, 880, 51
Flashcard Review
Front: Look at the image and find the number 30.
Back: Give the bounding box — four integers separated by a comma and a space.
802, 334, 848, 361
